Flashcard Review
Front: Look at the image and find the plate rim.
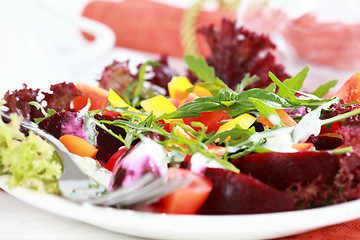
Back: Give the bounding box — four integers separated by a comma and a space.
2, 174, 360, 240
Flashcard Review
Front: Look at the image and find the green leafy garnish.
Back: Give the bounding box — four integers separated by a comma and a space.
184, 54, 229, 94
29, 101, 56, 124
0, 110, 62, 194
311, 79, 338, 98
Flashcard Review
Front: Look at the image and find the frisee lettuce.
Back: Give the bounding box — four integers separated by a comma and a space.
0, 110, 62, 194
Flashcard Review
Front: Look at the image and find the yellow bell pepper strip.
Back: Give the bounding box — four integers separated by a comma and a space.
140, 95, 177, 118
108, 89, 146, 120
168, 76, 213, 101
168, 76, 193, 100
217, 113, 256, 133
192, 85, 213, 97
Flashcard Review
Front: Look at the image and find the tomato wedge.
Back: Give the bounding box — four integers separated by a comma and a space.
183, 110, 231, 134
335, 72, 360, 104
72, 82, 109, 111
105, 146, 127, 171
160, 168, 213, 214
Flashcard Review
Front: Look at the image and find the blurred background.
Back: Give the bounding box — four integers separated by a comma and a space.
1, 0, 359, 96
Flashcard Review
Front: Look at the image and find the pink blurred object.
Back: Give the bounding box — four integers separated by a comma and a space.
241, 4, 360, 70
282, 13, 360, 70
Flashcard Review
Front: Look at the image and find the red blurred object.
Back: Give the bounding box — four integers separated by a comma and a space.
82, 0, 235, 57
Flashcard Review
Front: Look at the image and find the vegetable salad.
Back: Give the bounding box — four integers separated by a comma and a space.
2, 20, 360, 215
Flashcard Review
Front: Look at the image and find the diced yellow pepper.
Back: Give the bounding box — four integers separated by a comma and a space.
217, 113, 256, 133
192, 85, 213, 97
140, 95, 177, 118
108, 89, 146, 120
168, 76, 193, 100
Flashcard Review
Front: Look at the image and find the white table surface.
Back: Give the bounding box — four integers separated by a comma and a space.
0, 191, 145, 240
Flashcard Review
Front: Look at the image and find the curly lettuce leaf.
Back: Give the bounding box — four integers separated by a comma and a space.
0, 113, 62, 194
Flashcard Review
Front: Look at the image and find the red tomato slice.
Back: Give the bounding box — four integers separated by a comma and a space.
320, 121, 340, 134
105, 146, 127, 171
335, 72, 360, 104
183, 110, 231, 134
72, 82, 109, 111
160, 168, 213, 214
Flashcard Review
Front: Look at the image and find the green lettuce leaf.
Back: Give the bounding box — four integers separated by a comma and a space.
0, 113, 62, 194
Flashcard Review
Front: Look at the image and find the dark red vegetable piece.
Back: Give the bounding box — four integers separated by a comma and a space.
94, 114, 127, 165
198, 168, 294, 214
38, 111, 87, 140
307, 133, 344, 150
231, 151, 340, 189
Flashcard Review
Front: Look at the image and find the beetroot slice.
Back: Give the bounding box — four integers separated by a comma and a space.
231, 151, 339, 189
198, 168, 294, 215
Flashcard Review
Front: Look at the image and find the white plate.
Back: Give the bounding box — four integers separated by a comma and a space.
2, 175, 360, 240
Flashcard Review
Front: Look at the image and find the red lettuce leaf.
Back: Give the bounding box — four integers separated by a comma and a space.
3, 82, 81, 121
197, 19, 290, 90
3, 84, 41, 121
43, 82, 82, 112
97, 60, 137, 95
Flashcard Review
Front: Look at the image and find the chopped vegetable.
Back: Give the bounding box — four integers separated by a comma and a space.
160, 168, 213, 214
72, 82, 109, 111
140, 95, 177, 117
335, 72, 360, 104
59, 135, 98, 158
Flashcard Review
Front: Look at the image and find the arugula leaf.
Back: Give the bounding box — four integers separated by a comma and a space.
249, 98, 281, 126
311, 79, 338, 98
29, 101, 57, 124
265, 83, 276, 93
218, 88, 237, 107
157, 111, 201, 120
277, 65, 309, 98
134, 61, 161, 97
269, 71, 335, 108
235, 89, 295, 109
177, 96, 226, 112
269, 72, 297, 101
184, 54, 217, 83
184, 55, 228, 94
77, 99, 100, 145
235, 73, 260, 93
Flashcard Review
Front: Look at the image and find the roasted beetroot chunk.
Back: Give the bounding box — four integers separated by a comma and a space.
231, 151, 340, 189
94, 114, 127, 165
307, 133, 345, 150
38, 111, 87, 140
198, 168, 294, 214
